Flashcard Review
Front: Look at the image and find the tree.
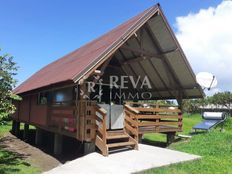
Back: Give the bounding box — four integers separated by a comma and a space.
212, 91, 232, 113
182, 99, 202, 114
0, 50, 20, 121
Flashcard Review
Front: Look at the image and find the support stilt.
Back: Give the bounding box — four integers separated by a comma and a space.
15, 121, 20, 137
54, 133, 63, 155
12, 120, 16, 135
35, 128, 43, 145
23, 124, 29, 141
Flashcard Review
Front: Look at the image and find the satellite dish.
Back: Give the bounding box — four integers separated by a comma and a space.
196, 72, 217, 90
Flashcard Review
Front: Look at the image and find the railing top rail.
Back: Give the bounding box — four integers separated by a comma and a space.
124, 104, 140, 114
96, 105, 107, 115
125, 102, 179, 109
135, 107, 181, 113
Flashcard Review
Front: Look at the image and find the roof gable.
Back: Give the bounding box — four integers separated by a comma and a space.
14, 4, 204, 99
14, 5, 159, 94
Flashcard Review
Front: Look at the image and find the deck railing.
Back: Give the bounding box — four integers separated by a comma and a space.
95, 105, 108, 156
78, 100, 97, 141
124, 103, 182, 138
124, 105, 139, 141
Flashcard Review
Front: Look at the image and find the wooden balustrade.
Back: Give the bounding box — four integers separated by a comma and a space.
78, 100, 97, 142
95, 105, 108, 156
124, 103, 182, 136
124, 105, 139, 141
47, 101, 182, 152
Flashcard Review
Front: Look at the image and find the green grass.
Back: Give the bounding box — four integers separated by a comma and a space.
0, 121, 40, 174
142, 114, 232, 174
0, 122, 13, 137
0, 149, 40, 174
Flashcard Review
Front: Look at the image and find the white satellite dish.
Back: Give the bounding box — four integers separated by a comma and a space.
196, 72, 217, 90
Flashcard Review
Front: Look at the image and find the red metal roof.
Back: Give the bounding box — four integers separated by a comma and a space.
14, 5, 159, 94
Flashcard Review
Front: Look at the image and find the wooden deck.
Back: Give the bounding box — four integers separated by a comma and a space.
44, 101, 182, 156
13, 99, 183, 156
124, 102, 182, 142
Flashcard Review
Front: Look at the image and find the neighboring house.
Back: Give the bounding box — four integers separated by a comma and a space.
12, 4, 204, 156
199, 105, 232, 115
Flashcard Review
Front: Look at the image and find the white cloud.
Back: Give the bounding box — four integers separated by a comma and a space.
175, 0, 232, 95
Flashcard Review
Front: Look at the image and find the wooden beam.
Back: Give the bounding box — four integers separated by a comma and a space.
131, 32, 175, 97
121, 45, 178, 61
121, 45, 161, 58
124, 41, 162, 97
144, 23, 185, 98
118, 49, 144, 90
122, 48, 178, 65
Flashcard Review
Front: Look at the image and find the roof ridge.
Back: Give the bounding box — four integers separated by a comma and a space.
71, 4, 160, 82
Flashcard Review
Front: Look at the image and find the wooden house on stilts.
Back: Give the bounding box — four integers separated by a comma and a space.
12, 4, 204, 156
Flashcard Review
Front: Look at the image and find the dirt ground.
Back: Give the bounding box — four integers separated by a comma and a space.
0, 130, 85, 172
0, 132, 60, 172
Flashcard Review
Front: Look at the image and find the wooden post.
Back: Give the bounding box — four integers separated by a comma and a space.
35, 128, 43, 145
54, 133, 63, 155
138, 134, 143, 143
79, 83, 88, 141
23, 123, 29, 141
12, 120, 16, 135
15, 121, 20, 137
177, 91, 183, 111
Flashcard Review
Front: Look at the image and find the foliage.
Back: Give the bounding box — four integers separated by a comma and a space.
144, 100, 175, 106
211, 91, 232, 109
182, 91, 232, 114
0, 50, 21, 121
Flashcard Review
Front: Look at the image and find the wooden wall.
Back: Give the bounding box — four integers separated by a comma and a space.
13, 94, 47, 126
18, 96, 30, 122
30, 94, 47, 126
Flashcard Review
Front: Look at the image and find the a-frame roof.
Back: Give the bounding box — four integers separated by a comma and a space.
14, 4, 204, 99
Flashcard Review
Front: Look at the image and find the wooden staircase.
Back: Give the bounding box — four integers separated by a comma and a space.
96, 129, 138, 156
95, 105, 138, 156
107, 130, 137, 149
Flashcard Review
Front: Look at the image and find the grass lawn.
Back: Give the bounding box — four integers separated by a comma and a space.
1, 115, 232, 174
142, 113, 232, 174
0, 121, 40, 174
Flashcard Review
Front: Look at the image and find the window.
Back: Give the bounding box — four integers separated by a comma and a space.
52, 87, 74, 105
37, 92, 50, 105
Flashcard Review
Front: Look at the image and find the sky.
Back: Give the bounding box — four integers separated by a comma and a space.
0, 0, 229, 95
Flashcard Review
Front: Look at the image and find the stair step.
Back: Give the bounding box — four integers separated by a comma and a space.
106, 134, 129, 140
108, 141, 136, 148
107, 130, 124, 136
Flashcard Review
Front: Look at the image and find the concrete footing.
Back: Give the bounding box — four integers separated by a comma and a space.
35, 128, 43, 145
54, 133, 63, 155
138, 134, 143, 143
167, 132, 176, 145
83, 142, 95, 155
